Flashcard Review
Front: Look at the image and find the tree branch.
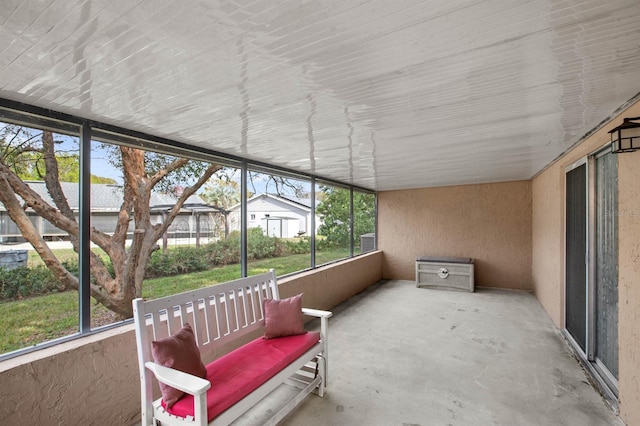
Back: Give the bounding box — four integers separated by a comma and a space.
152, 163, 222, 241
0, 163, 79, 234
42, 131, 77, 223
0, 175, 79, 291
148, 157, 189, 187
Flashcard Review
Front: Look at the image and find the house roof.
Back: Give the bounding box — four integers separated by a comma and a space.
1, 2, 639, 191
229, 193, 317, 213
1, 181, 214, 213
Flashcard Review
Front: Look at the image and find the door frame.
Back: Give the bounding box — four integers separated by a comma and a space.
591, 147, 619, 395
564, 157, 590, 358
563, 146, 619, 404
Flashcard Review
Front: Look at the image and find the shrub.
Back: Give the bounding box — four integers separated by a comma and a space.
0, 230, 309, 301
204, 231, 241, 265
0, 265, 65, 300
246, 227, 276, 260
144, 228, 291, 278
315, 237, 333, 252
281, 237, 311, 255
145, 246, 210, 278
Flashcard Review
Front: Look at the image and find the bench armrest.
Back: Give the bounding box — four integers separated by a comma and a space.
145, 361, 211, 395
302, 307, 332, 386
301, 308, 332, 339
301, 308, 333, 319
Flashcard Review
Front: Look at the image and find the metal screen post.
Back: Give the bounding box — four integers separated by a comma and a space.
79, 122, 91, 332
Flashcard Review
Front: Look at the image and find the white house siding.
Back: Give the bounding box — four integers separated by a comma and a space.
0, 181, 216, 243
260, 216, 302, 238
229, 195, 316, 238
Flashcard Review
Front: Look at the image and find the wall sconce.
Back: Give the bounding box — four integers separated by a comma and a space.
609, 117, 640, 153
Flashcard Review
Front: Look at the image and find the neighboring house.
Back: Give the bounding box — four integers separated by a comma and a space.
228, 193, 322, 238
0, 181, 225, 244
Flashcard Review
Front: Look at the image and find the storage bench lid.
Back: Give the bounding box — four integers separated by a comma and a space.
416, 256, 474, 264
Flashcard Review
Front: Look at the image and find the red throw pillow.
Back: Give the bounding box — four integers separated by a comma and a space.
151, 323, 208, 408
263, 293, 305, 339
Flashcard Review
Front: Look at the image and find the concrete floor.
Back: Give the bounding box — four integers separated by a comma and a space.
237, 280, 622, 426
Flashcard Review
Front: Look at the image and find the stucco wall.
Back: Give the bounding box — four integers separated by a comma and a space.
531, 99, 640, 426
279, 251, 383, 310
0, 252, 382, 425
378, 181, 532, 290
531, 166, 564, 326
616, 150, 640, 426
0, 326, 140, 425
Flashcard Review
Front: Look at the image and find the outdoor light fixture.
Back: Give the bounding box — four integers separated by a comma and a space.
609, 117, 640, 153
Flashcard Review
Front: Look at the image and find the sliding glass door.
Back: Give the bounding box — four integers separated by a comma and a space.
565, 151, 618, 397
594, 151, 618, 389
565, 161, 588, 352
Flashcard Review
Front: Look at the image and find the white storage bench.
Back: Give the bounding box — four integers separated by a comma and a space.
415, 256, 475, 292
133, 270, 331, 426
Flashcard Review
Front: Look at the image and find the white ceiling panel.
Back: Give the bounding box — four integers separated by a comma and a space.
1, 0, 639, 191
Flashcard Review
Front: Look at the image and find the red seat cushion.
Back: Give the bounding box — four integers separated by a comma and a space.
164, 331, 321, 422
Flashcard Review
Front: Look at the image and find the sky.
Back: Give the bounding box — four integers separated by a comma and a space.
90, 144, 123, 184
3, 123, 314, 196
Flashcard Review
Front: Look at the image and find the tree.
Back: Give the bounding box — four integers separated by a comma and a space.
0, 125, 116, 184
91, 174, 118, 184
316, 186, 375, 248
18, 152, 118, 184
201, 173, 241, 209
0, 124, 221, 318
201, 172, 241, 239
247, 171, 306, 198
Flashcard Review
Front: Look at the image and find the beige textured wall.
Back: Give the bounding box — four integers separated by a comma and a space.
378, 181, 532, 290
0, 252, 382, 426
617, 150, 640, 426
531, 100, 640, 426
531, 167, 564, 326
279, 251, 383, 309
531, 139, 604, 327
0, 326, 140, 425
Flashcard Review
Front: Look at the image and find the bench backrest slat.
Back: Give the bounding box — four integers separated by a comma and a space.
241, 288, 249, 329
178, 303, 189, 333
134, 269, 279, 359
232, 288, 241, 333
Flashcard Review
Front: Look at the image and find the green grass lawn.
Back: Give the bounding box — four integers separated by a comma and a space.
27, 247, 89, 267
0, 247, 351, 354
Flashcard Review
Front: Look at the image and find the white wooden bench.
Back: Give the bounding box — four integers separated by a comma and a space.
133, 270, 332, 426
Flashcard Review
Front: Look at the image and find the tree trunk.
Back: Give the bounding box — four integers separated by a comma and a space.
0, 131, 222, 320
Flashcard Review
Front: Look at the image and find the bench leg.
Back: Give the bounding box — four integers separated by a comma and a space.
194, 392, 208, 426
316, 355, 327, 397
